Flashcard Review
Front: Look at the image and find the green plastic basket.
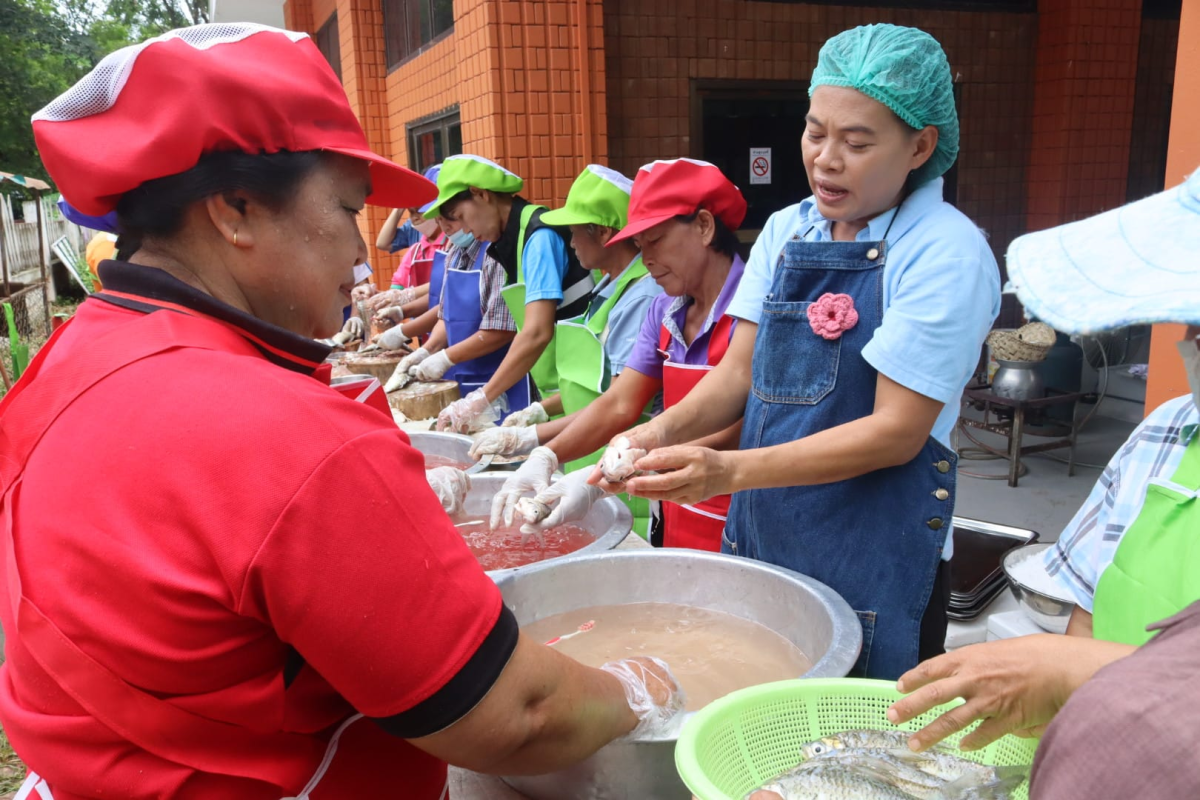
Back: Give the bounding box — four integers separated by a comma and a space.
675, 678, 1038, 800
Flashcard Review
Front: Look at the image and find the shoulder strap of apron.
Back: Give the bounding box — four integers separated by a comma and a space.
589, 258, 649, 341
707, 314, 735, 366
1170, 434, 1200, 489
1, 310, 322, 789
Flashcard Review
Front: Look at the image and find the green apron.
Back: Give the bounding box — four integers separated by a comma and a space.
555, 257, 653, 537
1093, 435, 1200, 645
500, 204, 561, 398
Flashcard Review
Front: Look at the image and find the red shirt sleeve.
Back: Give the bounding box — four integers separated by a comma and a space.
238, 429, 514, 731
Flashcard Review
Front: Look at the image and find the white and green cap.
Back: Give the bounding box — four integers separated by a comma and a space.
424, 154, 524, 217
541, 165, 633, 229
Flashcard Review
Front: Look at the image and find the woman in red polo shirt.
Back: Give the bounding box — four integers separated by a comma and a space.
0, 24, 681, 800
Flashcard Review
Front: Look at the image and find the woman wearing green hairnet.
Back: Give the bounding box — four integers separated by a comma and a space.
602, 24, 1001, 679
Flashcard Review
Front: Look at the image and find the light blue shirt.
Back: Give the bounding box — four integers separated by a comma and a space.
594, 258, 664, 376
727, 177, 1001, 450
522, 228, 570, 305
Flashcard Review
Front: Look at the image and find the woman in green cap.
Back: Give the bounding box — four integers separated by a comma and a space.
602, 24, 1001, 679
423, 155, 596, 431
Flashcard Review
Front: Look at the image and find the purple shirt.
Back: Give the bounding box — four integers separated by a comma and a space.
625, 255, 746, 380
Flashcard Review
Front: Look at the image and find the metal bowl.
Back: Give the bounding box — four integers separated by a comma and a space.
494, 550, 861, 800
1002, 543, 1076, 634
406, 430, 519, 471
461, 473, 632, 581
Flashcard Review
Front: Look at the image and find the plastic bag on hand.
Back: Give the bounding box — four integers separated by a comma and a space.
426, 466, 470, 516
364, 287, 415, 313
437, 388, 503, 434
489, 446, 558, 529
501, 401, 549, 428
599, 657, 686, 740
469, 426, 539, 460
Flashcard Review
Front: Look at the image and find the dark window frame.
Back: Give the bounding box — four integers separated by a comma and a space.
383, 0, 454, 72
406, 107, 463, 174
314, 12, 341, 82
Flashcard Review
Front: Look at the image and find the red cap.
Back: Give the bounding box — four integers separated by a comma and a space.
32, 24, 435, 216
608, 159, 747, 245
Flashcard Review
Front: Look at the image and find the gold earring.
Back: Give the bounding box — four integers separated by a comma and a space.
233, 231, 239, 246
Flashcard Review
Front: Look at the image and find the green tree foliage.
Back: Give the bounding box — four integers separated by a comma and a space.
0, 0, 209, 184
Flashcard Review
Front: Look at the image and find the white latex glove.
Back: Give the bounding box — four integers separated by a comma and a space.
374, 306, 404, 326
383, 347, 429, 392
437, 388, 499, 434
350, 283, 376, 303
520, 469, 605, 535
501, 401, 549, 428
469, 426, 539, 460
426, 466, 470, 517
342, 315, 365, 340
489, 446, 558, 529
364, 287, 415, 313
411, 349, 454, 381
599, 657, 686, 740
376, 325, 412, 353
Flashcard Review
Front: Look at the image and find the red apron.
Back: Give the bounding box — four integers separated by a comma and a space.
0, 310, 436, 800
409, 257, 435, 288
657, 314, 735, 551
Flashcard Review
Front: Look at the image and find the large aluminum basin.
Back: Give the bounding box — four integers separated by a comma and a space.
460, 474, 632, 580
407, 430, 519, 471
494, 550, 861, 799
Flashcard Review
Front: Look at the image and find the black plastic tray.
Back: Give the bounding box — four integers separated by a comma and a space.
947, 517, 1040, 600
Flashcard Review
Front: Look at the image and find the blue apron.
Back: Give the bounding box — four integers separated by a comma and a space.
442, 247, 530, 420
427, 250, 448, 309
724, 236, 956, 680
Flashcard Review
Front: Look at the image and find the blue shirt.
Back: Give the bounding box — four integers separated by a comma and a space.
522, 228, 570, 305
727, 178, 1001, 450
388, 219, 422, 254
1043, 395, 1199, 612
592, 258, 664, 376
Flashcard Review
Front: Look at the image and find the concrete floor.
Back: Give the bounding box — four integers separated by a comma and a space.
951, 403, 1138, 544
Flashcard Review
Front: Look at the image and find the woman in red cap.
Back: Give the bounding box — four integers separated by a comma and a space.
0, 23, 682, 800
489, 158, 749, 551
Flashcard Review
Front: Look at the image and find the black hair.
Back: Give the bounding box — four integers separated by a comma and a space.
114, 150, 325, 260
435, 189, 475, 221
674, 209, 740, 258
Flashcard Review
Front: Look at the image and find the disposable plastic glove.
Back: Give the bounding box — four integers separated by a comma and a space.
469, 426, 539, 460
330, 315, 364, 346
519, 469, 605, 535
426, 466, 470, 516
501, 401, 549, 428
437, 388, 500, 434
411, 349, 454, 381
364, 287, 415, 313
489, 446, 558, 529
350, 283, 376, 303
373, 306, 404, 326
599, 657, 686, 740
383, 347, 429, 392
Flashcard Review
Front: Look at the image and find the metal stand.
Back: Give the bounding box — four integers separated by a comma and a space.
959, 386, 1086, 487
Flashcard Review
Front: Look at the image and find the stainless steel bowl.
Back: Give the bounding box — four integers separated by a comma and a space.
1002, 542, 1076, 633
461, 474, 632, 580
494, 550, 861, 800
407, 430, 519, 471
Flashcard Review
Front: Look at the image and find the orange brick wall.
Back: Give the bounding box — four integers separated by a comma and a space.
312, 0, 337, 30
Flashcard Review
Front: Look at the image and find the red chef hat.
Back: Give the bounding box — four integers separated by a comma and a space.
32, 23, 435, 216
608, 158, 747, 245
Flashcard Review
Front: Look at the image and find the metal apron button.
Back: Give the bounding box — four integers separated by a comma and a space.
934, 488, 950, 501
927, 517, 944, 530
866, 247, 880, 261
935, 460, 951, 473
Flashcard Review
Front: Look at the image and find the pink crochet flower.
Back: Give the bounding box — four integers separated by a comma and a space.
806, 293, 859, 340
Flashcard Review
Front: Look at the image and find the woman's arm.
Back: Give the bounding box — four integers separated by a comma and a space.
445, 329, 517, 366
375, 208, 405, 251
544, 369, 662, 465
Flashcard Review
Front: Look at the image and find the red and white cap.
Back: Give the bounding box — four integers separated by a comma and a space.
32, 23, 436, 216
608, 158, 747, 245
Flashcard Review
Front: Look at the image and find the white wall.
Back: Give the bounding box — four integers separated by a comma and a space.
209, 0, 285, 27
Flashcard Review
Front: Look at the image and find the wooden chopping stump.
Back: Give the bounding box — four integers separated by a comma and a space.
388, 380, 460, 420
341, 349, 411, 384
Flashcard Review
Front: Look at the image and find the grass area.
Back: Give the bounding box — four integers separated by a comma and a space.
0, 296, 82, 401
0, 726, 24, 797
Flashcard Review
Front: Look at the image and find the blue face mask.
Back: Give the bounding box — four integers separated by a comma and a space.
449, 230, 476, 250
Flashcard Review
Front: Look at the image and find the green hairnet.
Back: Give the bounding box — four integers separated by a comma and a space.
810, 24, 958, 186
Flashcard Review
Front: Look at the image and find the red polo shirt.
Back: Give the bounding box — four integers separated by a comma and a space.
0, 262, 517, 799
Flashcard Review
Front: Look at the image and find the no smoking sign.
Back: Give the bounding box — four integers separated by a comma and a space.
749, 147, 772, 185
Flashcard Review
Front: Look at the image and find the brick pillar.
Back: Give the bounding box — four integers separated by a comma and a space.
338, 0, 399, 286
283, 0, 314, 34
1024, 0, 1143, 232
455, 0, 608, 206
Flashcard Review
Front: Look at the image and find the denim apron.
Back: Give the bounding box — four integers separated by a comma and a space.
442, 246, 530, 420
724, 233, 956, 680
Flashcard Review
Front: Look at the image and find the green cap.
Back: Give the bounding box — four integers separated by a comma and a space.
424, 154, 524, 217
540, 165, 633, 229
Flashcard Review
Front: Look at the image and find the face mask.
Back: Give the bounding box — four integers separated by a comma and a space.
1177, 336, 1200, 410
450, 230, 476, 250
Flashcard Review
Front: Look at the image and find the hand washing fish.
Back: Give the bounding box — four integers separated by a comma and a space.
744, 729, 1029, 800
600, 436, 647, 483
